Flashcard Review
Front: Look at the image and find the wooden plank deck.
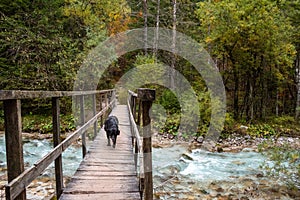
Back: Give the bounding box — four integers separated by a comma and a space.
60, 105, 140, 200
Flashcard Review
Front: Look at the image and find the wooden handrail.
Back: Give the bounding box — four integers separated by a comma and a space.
127, 89, 155, 200
127, 91, 141, 148
0, 90, 114, 100
127, 91, 143, 175
127, 90, 144, 198
2, 89, 116, 200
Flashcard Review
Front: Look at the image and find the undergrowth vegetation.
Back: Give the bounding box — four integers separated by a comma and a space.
258, 141, 300, 189
221, 115, 300, 140
0, 113, 76, 134
22, 114, 76, 134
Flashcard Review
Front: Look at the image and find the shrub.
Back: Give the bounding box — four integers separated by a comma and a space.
259, 141, 300, 189
248, 124, 277, 138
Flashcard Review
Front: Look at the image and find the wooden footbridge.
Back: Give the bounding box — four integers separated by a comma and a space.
0, 88, 155, 200
60, 105, 140, 200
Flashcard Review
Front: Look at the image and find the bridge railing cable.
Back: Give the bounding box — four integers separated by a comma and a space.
0, 89, 116, 200
127, 88, 155, 200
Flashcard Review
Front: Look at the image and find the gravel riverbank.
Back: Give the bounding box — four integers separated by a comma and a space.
0, 131, 299, 199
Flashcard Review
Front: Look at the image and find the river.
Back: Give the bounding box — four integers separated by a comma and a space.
0, 136, 82, 178
0, 136, 298, 199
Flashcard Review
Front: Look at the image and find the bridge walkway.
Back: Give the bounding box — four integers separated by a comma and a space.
60, 105, 140, 200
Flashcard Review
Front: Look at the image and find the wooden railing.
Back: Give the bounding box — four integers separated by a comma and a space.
127, 88, 155, 200
0, 89, 116, 200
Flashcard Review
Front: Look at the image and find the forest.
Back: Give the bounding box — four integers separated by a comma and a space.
0, 0, 299, 123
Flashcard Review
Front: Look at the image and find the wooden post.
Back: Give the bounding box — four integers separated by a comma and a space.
104, 92, 109, 120
80, 95, 87, 157
129, 92, 139, 174
105, 93, 108, 107
4, 99, 26, 200
137, 99, 142, 126
131, 95, 136, 120
92, 94, 97, 139
100, 94, 103, 127
114, 90, 117, 108
138, 88, 155, 200
52, 97, 64, 198
111, 90, 114, 108
134, 139, 138, 171
130, 95, 135, 146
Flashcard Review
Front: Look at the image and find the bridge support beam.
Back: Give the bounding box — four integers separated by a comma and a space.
79, 95, 87, 158
4, 99, 26, 200
138, 88, 155, 200
52, 97, 64, 198
92, 94, 97, 139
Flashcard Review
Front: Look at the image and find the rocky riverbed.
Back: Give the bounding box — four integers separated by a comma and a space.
152, 145, 300, 200
0, 133, 81, 200
152, 132, 300, 200
153, 131, 300, 152
0, 131, 299, 199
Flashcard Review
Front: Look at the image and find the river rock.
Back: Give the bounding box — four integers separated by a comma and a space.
181, 153, 194, 161
241, 147, 255, 152
201, 140, 217, 152
222, 146, 242, 152
231, 160, 246, 165
0, 161, 5, 168
196, 136, 204, 143
188, 141, 202, 150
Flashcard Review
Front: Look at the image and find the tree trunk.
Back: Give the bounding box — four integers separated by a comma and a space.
295, 52, 300, 119
233, 66, 239, 119
143, 0, 148, 54
276, 89, 279, 116
170, 0, 177, 89
154, 0, 160, 58
249, 81, 254, 121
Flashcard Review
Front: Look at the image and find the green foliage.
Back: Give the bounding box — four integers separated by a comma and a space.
220, 114, 300, 140
159, 90, 180, 115
152, 87, 214, 138
197, 91, 211, 135
0, 0, 132, 114
0, 0, 131, 89
0, 0, 80, 91
22, 114, 76, 134
122, 54, 165, 91
224, 113, 235, 129
134, 54, 156, 66
0, 0, 299, 140
128, 55, 215, 138
61, 114, 76, 132
160, 114, 180, 136
22, 115, 51, 134
220, 113, 236, 138
128, 0, 200, 37
248, 124, 277, 138
64, 0, 131, 36
196, 0, 297, 120
270, 115, 296, 125
258, 141, 300, 189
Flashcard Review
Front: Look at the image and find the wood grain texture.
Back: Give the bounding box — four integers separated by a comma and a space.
0, 90, 115, 100
4, 99, 26, 200
60, 105, 141, 200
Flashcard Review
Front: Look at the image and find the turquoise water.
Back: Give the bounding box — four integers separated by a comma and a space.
0, 135, 82, 177
180, 149, 265, 181
2, 135, 298, 200
0, 136, 266, 182
3, 136, 298, 191
152, 146, 265, 183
